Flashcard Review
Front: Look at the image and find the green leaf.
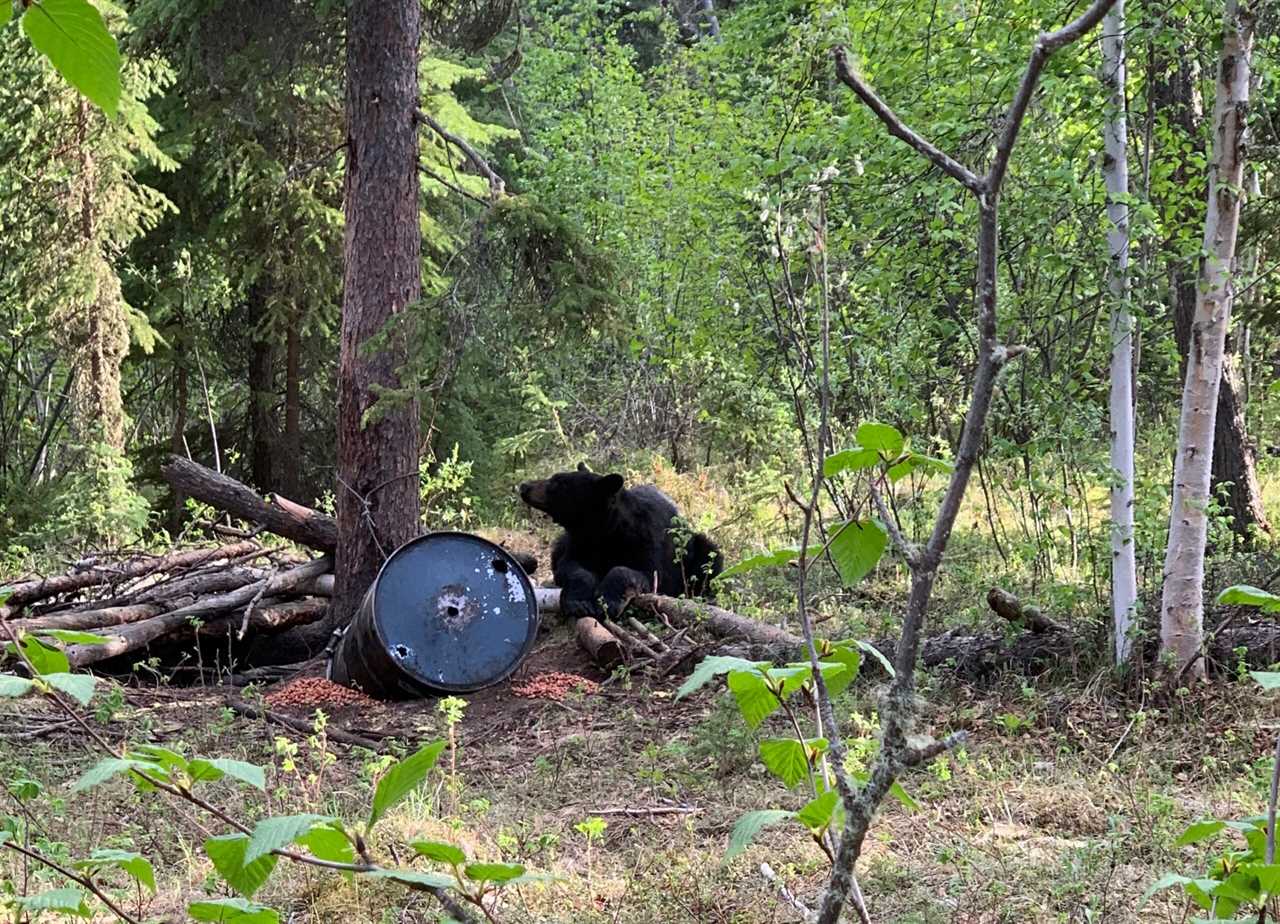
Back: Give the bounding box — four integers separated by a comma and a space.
502, 870, 560, 886
675, 655, 770, 700
71, 757, 154, 792
1139, 873, 1193, 905
17, 635, 69, 675
818, 643, 861, 697
0, 675, 34, 698
828, 519, 888, 587
0, 3, 11, 30
1175, 819, 1227, 847
206, 834, 279, 898
759, 738, 826, 788
21, 0, 121, 117
855, 422, 904, 456
727, 670, 780, 729
187, 898, 280, 924
75, 849, 156, 893
725, 809, 794, 861
17, 888, 90, 917
189, 758, 267, 790
767, 664, 815, 699
1217, 585, 1280, 612
823, 448, 879, 477
42, 672, 96, 705
796, 790, 841, 833
718, 545, 821, 580
368, 740, 447, 829
411, 840, 467, 866
851, 640, 895, 677
464, 862, 527, 883
296, 822, 355, 865
366, 868, 460, 890
33, 629, 107, 645
1244, 862, 1280, 893
889, 780, 919, 811
1252, 672, 1280, 691
244, 814, 332, 864
887, 452, 954, 483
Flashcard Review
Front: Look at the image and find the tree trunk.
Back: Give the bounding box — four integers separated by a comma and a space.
1101, 0, 1138, 664
334, 0, 424, 624
247, 323, 275, 493
169, 341, 188, 535
71, 99, 128, 453
1160, 0, 1255, 679
1159, 30, 1269, 544
281, 320, 302, 500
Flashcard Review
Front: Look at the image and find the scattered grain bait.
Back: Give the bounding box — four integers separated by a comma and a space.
511, 671, 599, 701
265, 677, 378, 709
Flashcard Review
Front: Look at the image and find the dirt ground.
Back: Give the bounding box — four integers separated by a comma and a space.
2, 611, 1277, 922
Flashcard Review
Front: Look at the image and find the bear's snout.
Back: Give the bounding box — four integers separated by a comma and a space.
518, 480, 547, 508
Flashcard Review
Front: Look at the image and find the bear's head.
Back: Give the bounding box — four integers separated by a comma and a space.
518, 462, 625, 529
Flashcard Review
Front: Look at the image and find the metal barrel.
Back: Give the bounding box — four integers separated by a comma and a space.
329, 532, 539, 700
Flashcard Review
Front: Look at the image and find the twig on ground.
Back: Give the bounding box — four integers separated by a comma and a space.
225, 699, 385, 751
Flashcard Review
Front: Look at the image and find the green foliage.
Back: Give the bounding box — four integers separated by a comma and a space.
368, 740, 448, 830
74, 849, 157, 894
725, 810, 794, 861
16, 0, 121, 116
1147, 816, 1280, 917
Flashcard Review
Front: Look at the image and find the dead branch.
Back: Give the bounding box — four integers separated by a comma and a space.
1, 541, 262, 611
64, 557, 333, 668
161, 456, 338, 552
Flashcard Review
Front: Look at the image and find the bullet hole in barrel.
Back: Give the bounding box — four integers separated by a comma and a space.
491, 558, 509, 574
393, 644, 410, 658
446, 605, 460, 618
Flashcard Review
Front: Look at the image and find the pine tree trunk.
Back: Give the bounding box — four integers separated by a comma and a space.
169, 342, 188, 535
281, 320, 302, 501
247, 291, 276, 493
72, 99, 128, 453
1160, 0, 1255, 679
1101, 0, 1138, 664
333, 0, 424, 624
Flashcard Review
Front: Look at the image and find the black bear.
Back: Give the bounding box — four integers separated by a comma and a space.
518, 463, 722, 619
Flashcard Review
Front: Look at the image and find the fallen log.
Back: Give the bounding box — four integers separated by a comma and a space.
161, 456, 338, 552
196, 598, 328, 637
575, 617, 623, 669
986, 587, 1065, 634
1, 541, 262, 611
65, 557, 333, 668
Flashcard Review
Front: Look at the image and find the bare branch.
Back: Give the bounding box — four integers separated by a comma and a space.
415, 108, 506, 199
987, 0, 1119, 192
0, 838, 142, 924
868, 481, 919, 569
832, 48, 983, 195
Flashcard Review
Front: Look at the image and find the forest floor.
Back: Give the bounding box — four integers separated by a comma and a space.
6, 459, 1280, 921
2, 612, 1274, 923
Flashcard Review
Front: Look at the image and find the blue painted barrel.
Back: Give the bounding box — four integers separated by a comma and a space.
329, 532, 539, 699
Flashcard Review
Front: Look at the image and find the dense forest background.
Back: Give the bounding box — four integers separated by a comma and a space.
6, 0, 1278, 603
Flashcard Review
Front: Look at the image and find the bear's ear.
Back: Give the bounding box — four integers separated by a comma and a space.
598, 473, 624, 496
577, 461, 592, 473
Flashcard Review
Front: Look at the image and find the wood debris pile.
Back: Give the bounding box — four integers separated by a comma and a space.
0, 534, 332, 671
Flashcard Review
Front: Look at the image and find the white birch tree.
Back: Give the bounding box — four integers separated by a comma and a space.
1101, 0, 1138, 664
1160, 0, 1255, 679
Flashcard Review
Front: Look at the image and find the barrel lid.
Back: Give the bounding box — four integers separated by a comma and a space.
368, 532, 539, 693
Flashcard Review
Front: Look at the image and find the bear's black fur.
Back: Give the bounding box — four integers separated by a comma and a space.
518, 463, 722, 619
